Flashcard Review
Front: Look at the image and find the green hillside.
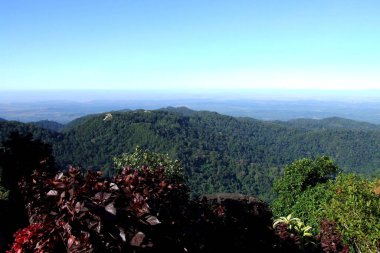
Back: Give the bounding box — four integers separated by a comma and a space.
30, 120, 64, 132
2, 108, 380, 201
274, 117, 380, 131
0, 120, 60, 144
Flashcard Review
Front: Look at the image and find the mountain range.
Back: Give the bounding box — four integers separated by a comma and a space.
1, 107, 380, 201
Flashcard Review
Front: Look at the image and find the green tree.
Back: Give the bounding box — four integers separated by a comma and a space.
113, 146, 184, 180
273, 156, 380, 252
272, 156, 339, 216
0, 132, 55, 191
321, 174, 380, 252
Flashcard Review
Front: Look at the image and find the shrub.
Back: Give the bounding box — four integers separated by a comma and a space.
8, 164, 276, 252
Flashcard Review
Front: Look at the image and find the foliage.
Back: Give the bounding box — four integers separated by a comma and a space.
0, 132, 57, 252
316, 220, 349, 253
113, 146, 184, 180
273, 215, 349, 253
276, 117, 380, 132
0, 132, 56, 191
4, 108, 380, 201
273, 156, 380, 252
0, 179, 9, 200
4, 110, 380, 251
321, 174, 380, 252
30, 120, 64, 132
10, 165, 190, 252
273, 214, 313, 237
6, 222, 62, 253
7, 163, 277, 252
273, 214, 317, 252
274, 222, 302, 251
2, 127, 379, 251
272, 156, 339, 216
285, 183, 333, 232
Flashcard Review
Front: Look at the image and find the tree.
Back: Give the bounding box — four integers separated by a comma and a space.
271, 156, 339, 216
272, 156, 380, 252
321, 174, 380, 252
113, 146, 184, 180
0, 132, 56, 251
0, 132, 55, 191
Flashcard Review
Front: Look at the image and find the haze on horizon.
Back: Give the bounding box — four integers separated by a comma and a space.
1, 0, 380, 92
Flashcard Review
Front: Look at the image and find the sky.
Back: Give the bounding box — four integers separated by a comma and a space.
1, 0, 380, 91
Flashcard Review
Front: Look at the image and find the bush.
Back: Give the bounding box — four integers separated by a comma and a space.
113, 146, 184, 180
272, 156, 380, 252
8, 164, 277, 252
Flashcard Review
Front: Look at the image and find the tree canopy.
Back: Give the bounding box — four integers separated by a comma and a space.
272, 157, 380, 252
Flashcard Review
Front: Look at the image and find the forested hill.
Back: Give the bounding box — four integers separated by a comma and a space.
30, 120, 64, 132
2, 108, 380, 200
0, 120, 60, 143
274, 117, 380, 131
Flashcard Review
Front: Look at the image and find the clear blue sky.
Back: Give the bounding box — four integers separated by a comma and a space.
1, 0, 380, 91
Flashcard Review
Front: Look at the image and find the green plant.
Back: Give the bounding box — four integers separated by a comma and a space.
113, 146, 184, 180
272, 156, 380, 252
0, 185, 8, 200
0, 176, 9, 200
273, 214, 313, 237
272, 156, 339, 217
321, 174, 380, 252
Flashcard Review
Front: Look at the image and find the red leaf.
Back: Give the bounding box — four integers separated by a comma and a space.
145, 215, 161, 225
67, 235, 75, 248
130, 232, 145, 247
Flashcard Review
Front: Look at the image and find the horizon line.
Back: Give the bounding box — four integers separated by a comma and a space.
2, 88, 380, 92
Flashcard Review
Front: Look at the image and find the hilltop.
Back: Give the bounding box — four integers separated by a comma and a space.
274, 117, 380, 131
30, 120, 64, 132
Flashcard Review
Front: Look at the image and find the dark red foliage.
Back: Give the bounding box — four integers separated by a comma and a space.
317, 220, 349, 253
0, 133, 58, 252
1, 132, 298, 252
7, 163, 278, 252
6, 222, 61, 253
273, 222, 306, 252
275, 222, 301, 245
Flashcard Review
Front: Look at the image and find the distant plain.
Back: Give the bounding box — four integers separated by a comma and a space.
1, 90, 380, 124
